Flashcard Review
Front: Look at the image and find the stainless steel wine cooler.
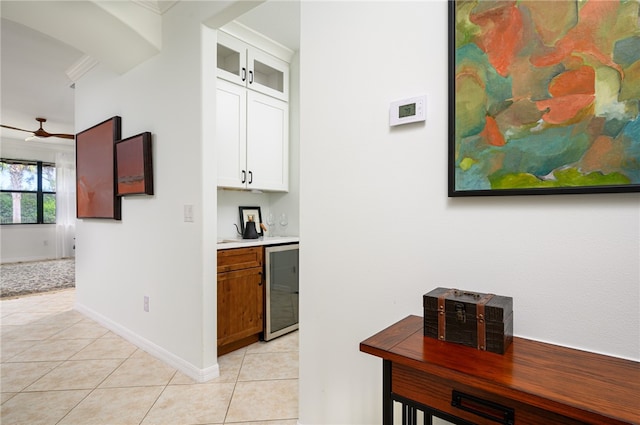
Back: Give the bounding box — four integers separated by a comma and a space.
264, 243, 299, 341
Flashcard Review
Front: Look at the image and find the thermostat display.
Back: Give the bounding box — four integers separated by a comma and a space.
390, 95, 426, 126
399, 103, 416, 118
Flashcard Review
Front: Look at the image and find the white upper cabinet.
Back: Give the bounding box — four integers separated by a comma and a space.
216, 80, 289, 192
216, 32, 247, 87
216, 81, 247, 190
216, 28, 291, 192
217, 31, 289, 101
246, 90, 289, 191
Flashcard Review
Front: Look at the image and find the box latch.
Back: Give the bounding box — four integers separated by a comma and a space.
455, 302, 466, 323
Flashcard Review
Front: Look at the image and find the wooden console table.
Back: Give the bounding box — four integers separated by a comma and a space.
360, 315, 639, 425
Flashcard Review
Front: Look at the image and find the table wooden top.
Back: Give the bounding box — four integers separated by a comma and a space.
360, 315, 640, 425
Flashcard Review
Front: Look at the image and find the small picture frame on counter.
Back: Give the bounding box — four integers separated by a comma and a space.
239, 206, 263, 238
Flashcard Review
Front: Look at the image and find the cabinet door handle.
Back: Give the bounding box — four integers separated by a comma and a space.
241, 67, 246, 81
241, 170, 246, 183
249, 70, 254, 84
248, 171, 253, 184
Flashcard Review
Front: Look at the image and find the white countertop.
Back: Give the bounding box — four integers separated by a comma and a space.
216, 236, 299, 250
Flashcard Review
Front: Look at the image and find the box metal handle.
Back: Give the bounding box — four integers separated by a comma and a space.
454, 289, 482, 299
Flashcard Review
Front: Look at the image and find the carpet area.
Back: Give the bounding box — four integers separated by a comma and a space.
0, 258, 75, 298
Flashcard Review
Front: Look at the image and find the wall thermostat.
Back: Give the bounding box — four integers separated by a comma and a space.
389, 95, 426, 126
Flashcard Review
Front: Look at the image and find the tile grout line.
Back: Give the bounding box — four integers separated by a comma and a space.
223, 347, 249, 425
52, 337, 138, 424
0, 300, 111, 424
136, 367, 180, 425
5, 312, 91, 393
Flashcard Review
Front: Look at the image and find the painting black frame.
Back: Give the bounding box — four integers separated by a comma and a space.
447, 1, 640, 197
115, 132, 154, 196
76, 116, 122, 219
239, 206, 263, 238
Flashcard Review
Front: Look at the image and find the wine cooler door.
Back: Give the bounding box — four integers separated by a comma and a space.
264, 243, 299, 341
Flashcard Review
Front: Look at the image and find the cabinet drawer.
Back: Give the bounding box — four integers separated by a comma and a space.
217, 247, 263, 273
392, 363, 584, 425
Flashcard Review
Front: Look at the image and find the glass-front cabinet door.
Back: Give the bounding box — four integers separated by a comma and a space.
217, 31, 247, 87
247, 48, 288, 101
217, 31, 289, 101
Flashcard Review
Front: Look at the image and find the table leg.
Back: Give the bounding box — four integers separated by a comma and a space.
383, 360, 393, 425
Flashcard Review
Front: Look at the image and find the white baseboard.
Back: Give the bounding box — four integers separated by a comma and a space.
1, 255, 57, 264
74, 302, 220, 383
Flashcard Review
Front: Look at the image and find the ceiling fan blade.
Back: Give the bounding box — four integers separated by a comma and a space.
47, 133, 75, 140
33, 128, 74, 139
3, 119, 74, 140
0, 124, 34, 134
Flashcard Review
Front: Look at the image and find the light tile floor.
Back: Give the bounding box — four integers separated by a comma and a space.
0, 289, 299, 425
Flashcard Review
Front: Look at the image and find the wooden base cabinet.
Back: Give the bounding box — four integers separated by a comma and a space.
217, 247, 264, 355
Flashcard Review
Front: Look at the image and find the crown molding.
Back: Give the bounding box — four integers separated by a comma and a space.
131, 0, 180, 15
65, 55, 99, 84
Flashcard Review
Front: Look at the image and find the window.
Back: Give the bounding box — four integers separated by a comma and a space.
0, 159, 56, 224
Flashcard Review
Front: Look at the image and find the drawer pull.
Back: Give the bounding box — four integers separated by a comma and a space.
451, 390, 515, 425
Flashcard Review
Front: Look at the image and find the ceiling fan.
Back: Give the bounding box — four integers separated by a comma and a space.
0, 117, 74, 140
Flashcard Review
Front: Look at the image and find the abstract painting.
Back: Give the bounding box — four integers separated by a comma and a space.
76, 116, 122, 219
115, 132, 154, 196
449, 0, 640, 196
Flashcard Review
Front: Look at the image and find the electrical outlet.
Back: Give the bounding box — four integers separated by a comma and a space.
43, 240, 48, 246
144, 296, 149, 312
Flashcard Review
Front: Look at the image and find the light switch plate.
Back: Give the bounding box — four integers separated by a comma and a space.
184, 204, 194, 222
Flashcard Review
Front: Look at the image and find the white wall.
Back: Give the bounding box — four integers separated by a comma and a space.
72, 2, 237, 380
1, 138, 74, 262
298, 2, 640, 424
1, 224, 58, 262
